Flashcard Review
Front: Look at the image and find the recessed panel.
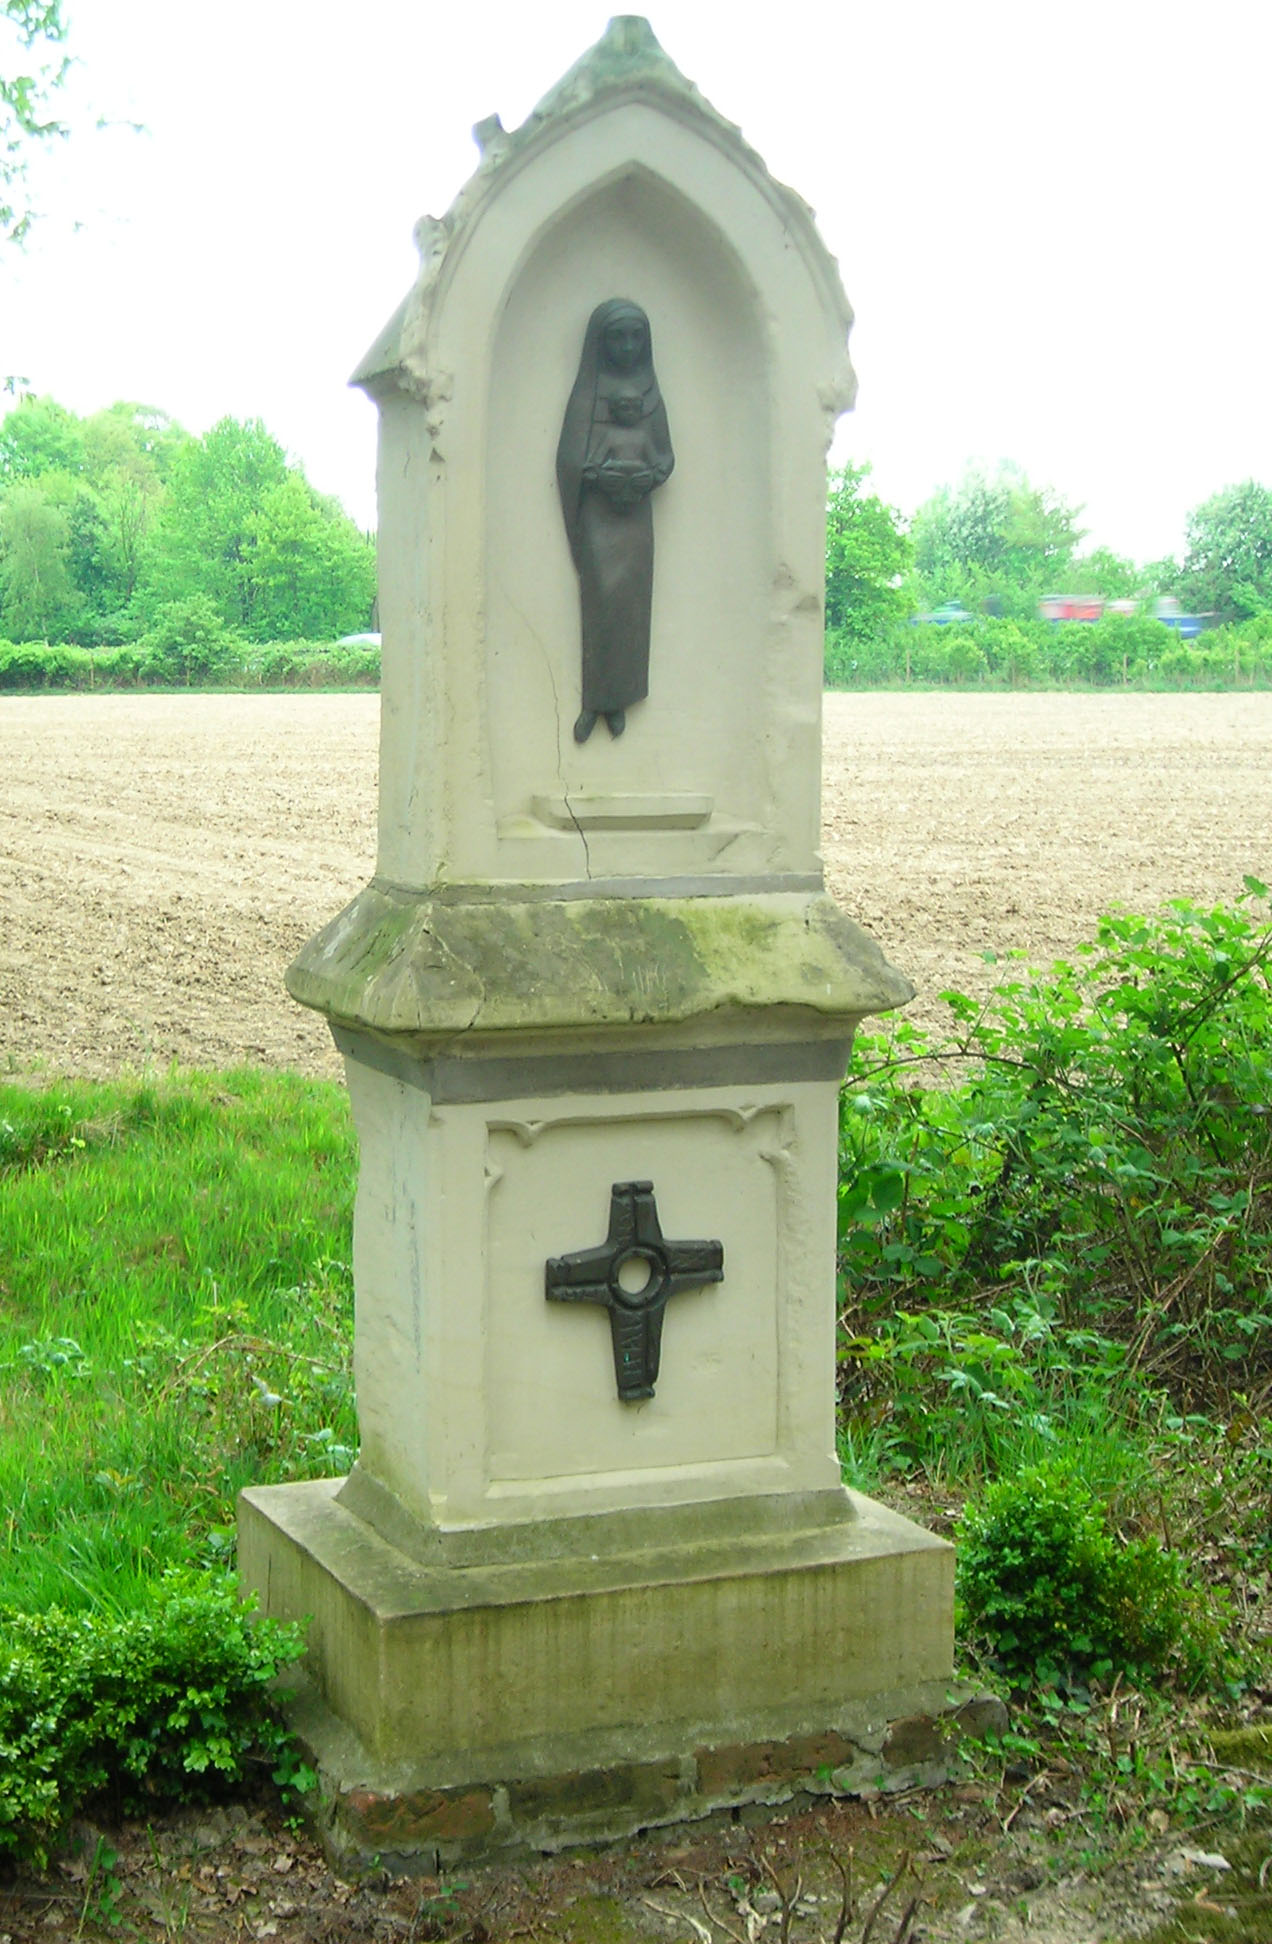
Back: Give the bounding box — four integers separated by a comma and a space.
484, 1105, 784, 1485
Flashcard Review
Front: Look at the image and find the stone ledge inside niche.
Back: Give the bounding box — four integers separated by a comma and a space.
527, 792, 713, 831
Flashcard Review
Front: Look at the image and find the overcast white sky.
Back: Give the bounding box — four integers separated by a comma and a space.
3, 0, 1269, 564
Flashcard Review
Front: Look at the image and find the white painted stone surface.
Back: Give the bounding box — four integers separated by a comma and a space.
358, 35, 854, 894
245, 29, 947, 1842
292, 19, 891, 1547
344, 1057, 842, 1531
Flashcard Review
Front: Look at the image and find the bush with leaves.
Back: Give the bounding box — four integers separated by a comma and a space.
957, 1463, 1213, 1686
0, 1573, 306, 1867
141, 595, 243, 686
0, 631, 379, 690
0, 637, 76, 688
839, 882, 1272, 1407
823, 463, 912, 647
823, 608, 1272, 690
93, 640, 147, 685
244, 638, 380, 688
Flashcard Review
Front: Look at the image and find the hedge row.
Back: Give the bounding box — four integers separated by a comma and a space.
0, 637, 380, 692
6, 620, 1272, 695
825, 612, 1272, 690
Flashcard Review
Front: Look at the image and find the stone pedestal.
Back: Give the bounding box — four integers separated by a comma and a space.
240, 1480, 953, 1867
239, 18, 954, 1865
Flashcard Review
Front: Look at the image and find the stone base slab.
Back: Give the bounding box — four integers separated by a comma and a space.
285, 1672, 999, 1872
239, 1478, 956, 1868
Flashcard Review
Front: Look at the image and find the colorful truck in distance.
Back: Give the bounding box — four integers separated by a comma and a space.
1038, 593, 1206, 638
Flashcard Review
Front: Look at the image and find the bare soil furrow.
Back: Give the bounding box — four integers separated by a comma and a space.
2, 690, 1269, 1078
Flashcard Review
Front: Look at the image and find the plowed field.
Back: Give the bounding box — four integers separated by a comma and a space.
2, 691, 1268, 1078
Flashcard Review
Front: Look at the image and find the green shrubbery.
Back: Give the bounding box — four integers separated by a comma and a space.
0, 1575, 305, 1866
825, 612, 1272, 689
957, 1464, 1210, 1686
0, 631, 380, 690
242, 637, 381, 688
140, 594, 243, 685
838, 887, 1272, 1703
839, 882, 1272, 1416
1, 899, 1268, 1867
2, 613, 1267, 694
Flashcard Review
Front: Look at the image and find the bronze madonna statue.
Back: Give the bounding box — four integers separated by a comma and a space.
556, 299, 674, 742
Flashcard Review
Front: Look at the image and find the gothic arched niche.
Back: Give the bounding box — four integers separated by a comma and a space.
484, 162, 774, 876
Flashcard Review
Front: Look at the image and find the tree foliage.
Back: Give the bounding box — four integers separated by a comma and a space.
154, 416, 289, 629
912, 463, 1084, 612
1053, 545, 1140, 600
824, 463, 912, 645
1, 0, 69, 243
0, 479, 76, 637
1181, 479, 1272, 625
0, 390, 82, 477
0, 392, 376, 644
248, 474, 377, 641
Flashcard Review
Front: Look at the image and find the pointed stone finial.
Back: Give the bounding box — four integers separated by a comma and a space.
526, 13, 689, 120
600, 15, 663, 61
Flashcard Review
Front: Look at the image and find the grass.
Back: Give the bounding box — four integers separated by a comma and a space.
0, 1069, 356, 1612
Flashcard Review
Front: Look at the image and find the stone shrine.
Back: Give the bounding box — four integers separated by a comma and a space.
239, 17, 955, 1866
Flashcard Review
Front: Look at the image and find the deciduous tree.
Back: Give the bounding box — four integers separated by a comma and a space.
1059, 547, 1139, 600
0, 393, 374, 642
248, 474, 376, 641
1181, 480, 1272, 624
153, 417, 289, 632
912, 463, 1083, 611
0, 480, 77, 637
81, 402, 185, 487
824, 463, 911, 643
0, 391, 84, 480
81, 405, 184, 613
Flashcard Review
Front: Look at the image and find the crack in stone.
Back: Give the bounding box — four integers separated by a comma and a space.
562, 789, 593, 879
522, 606, 592, 880
418, 919, 486, 1036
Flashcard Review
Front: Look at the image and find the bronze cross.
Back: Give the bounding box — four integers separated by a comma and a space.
545, 1180, 724, 1401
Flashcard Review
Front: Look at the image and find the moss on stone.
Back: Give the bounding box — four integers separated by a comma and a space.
1207, 1725, 1272, 1770
286, 884, 913, 1042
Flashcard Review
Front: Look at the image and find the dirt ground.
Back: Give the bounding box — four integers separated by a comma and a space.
3, 1769, 1265, 1944
1, 690, 1269, 1081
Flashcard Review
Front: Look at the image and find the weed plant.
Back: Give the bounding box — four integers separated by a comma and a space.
0, 1068, 356, 1613
838, 885, 1272, 1693
839, 882, 1272, 1444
